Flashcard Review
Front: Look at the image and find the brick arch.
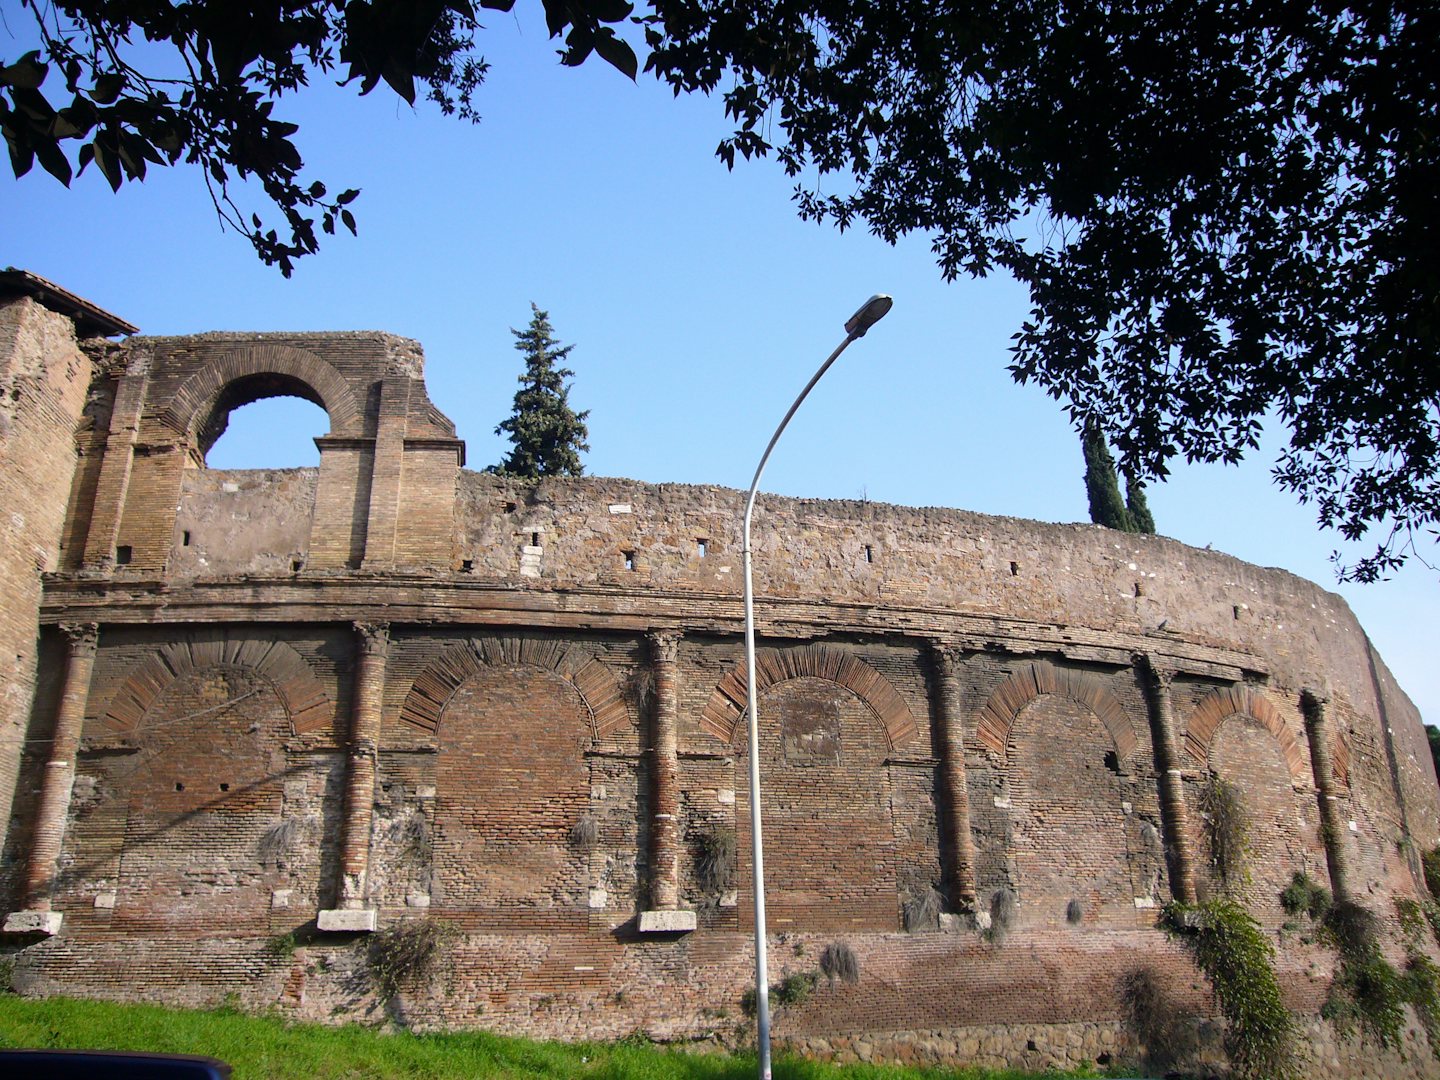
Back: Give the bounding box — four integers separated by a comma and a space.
976, 660, 1139, 763
700, 644, 918, 749
160, 343, 363, 443
99, 631, 331, 736
400, 636, 629, 739
1183, 686, 1308, 784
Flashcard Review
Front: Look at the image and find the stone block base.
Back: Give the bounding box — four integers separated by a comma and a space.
3, 910, 63, 935
637, 909, 697, 933
317, 908, 377, 932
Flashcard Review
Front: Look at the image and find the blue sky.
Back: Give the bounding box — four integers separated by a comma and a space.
2, 10, 1433, 723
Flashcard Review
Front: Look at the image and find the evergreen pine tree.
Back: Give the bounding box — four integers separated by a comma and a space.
1082, 419, 1132, 531
1125, 473, 1157, 534
491, 304, 590, 478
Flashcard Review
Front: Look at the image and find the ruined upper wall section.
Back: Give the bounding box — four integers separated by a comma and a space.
106, 331, 455, 447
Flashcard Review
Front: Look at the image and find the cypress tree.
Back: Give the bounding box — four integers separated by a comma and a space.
1125, 473, 1157, 534
1082, 419, 1132, 531
491, 304, 590, 478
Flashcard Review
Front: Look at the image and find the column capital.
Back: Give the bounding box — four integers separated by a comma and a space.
354, 621, 390, 655
59, 622, 100, 654
928, 639, 965, 674
1134, 653, 1175, 691
1300, 687, 1331, 723
647, 630, 681, 665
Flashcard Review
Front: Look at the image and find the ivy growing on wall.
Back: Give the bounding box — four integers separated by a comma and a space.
1162, 899, 1297, 1080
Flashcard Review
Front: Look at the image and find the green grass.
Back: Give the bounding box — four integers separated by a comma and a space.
0, 995, 1095, 1080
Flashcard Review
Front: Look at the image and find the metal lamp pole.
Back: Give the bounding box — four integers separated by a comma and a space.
741, 294, 894, 1080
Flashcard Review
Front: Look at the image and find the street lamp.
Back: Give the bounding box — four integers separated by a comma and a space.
741, 294, 893, 1080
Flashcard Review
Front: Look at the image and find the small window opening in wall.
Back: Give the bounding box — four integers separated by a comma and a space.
1233, 605, 1242, 620
504, 501, 518, 513
181, 530, 191, 547
531, 532, 541, 547
291, 559, 304, 573
697, 538, 708, 558
1134, 581, 1143, 597
623, 550, 636, 571
461, 559, 474, 573
864, 544, 874, 564
219, 783, 229, 792
174, 782, 184, 792
1009, 560, 1019, 576
1103, 750, 1120, 773
115, 545, 133, 565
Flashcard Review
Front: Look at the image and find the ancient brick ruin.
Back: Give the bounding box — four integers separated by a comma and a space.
2, 276, 1437, 1075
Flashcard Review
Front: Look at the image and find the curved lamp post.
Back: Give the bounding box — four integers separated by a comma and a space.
741, 294, 893, 1080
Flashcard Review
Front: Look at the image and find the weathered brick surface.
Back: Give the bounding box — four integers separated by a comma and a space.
1, 326, 1437, 1078
0, 298, 93, 848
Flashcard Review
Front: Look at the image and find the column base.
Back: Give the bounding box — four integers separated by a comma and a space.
3, 910, 63, 935
637, 909, 697, 933
317, 908, 377, 932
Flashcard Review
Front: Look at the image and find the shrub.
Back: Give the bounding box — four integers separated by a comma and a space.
367, 920, 456, 1004
1425, 847, 1440, 900
1161, 899, 1296, 1080
901, 884, 942, 932
1279, 871, 1331, 921
1402, 952, 1440, 1061
695, 826, 737, 896
568, 814, 599, 850
1321, 899, 1408, 1050
772, 970, 817, 1008
988, 888, 1018, 944
1199, 773, 1250, 895
819, 942, 859, 984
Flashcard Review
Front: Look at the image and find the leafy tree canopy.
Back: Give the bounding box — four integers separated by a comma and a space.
1, 0, 637, 274
644, 0, 1440, 581
490, 304, 590, 479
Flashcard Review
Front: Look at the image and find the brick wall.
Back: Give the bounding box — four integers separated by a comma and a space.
0, 298, 92, 837
4, 327, 1438, 1079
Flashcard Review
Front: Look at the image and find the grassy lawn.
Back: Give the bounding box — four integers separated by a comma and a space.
0, 995, 1099, 1080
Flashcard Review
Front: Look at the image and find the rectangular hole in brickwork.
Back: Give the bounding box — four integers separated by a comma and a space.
181, 530, 191, 547
115, 545, 132, 565
864, 544, 874, 564
219, 783, 229, 792
623, 550, 636, 571
1134, 581, 1143, 597
1010, 560, 1019, 576
697, 538, 708, 558
461, 559, 474, 572
291, 559, 304, 573
174, 782, 184, 792
504, 501, 517, 513
531, 532, 540, 546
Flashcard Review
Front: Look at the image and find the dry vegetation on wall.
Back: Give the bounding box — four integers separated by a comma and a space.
1199, 773, 1251, 896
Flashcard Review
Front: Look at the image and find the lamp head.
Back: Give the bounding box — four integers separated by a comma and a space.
844, 294, 894, 338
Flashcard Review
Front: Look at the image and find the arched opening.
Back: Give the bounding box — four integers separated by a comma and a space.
200, 373, 330, 468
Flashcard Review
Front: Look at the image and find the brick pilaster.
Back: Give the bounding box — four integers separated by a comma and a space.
360, 378, 412, 570
80, 369, 149, 569
1302, 688, 1352, 902
647, 631, 682, 910
1137, 655, 1197, 904
929, 641, 976, 906
338, 621, 389, 909
21, 622, 99, 910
